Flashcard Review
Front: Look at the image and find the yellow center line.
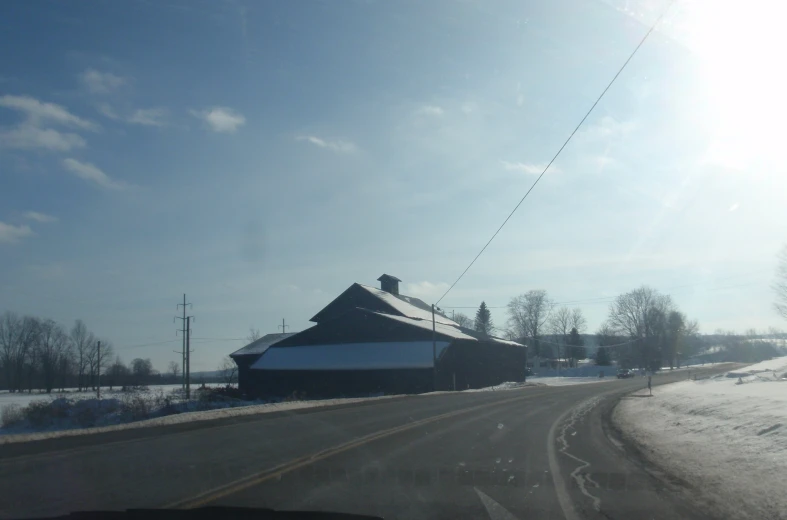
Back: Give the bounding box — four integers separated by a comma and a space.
165, 387, 565, 509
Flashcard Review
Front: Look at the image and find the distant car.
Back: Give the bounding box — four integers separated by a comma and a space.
524, 367, 533, 377
617, 369, 634, 379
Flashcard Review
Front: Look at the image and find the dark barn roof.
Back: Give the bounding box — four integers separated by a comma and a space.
276, 308, 473, 348
230, 332, 297, 358
309, 283, 458, 327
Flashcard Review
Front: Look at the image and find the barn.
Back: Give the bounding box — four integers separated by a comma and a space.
229, 332, 296, 392
233, 274, 526, 399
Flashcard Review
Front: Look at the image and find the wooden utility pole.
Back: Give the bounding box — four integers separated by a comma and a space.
175, 294, 192, 391
432, 304, 437, 391
186, 316, 191, 399
176, 294, 191, 389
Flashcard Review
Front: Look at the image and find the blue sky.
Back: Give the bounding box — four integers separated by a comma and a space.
1, 0, 785, 371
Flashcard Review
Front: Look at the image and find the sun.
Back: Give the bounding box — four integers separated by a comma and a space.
671, 0, 787, 172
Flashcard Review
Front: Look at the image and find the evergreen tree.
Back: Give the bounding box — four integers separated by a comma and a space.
596, 346, 612, 366
475, 301, 493, 336
567, 327, 586, 367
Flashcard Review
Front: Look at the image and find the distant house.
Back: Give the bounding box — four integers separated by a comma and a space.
232, 274, 526, 399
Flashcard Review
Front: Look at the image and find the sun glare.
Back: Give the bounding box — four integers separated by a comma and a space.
674, 0, 787, 172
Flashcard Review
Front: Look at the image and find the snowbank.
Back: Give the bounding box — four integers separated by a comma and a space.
614, 356, 787, 520
0, 394, 403, 445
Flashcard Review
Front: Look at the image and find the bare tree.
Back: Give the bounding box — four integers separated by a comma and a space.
607, 286, 673, 338
86, 339, 114, 390
106, 356, 130, 390
507, 290, 554, 358
607, 286, 674, 370
130, 358, 153, 386
548, 307, 572, 339
547, 307, 572, 361
218, 356, 238, 386
775, 244, 787, 320
70, 320, 95, 391
36, 319, 70, 393
453, 313, 473, 329
570, 308, 587, 334
0, 313, 40, 392
665, 311, 686, 369
595, 323, 619, 347
247, 328, 262, 343
168, 360, 180, 380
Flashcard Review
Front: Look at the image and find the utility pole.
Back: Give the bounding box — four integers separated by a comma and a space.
432, 304, 437, 391
96, 341, 101, 400
278, 319, 289, 333
186, 316, 191, 399
175, 294, 193, 394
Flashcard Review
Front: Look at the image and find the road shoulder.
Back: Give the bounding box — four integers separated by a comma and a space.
611, 363, 787, 520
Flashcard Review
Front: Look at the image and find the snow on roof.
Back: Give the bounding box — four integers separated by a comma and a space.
488, 335, 523, 347
230, 332, 297, 357
371, 311, 477, 340
251, 341, 451, 371
357, 284, 459, 326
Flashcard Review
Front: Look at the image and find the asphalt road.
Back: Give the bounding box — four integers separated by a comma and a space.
0, 366, 734, 520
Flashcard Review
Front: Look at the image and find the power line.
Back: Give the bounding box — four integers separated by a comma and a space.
117, 339, 180, 350
435, 4, 673, 306
440, 269, 769, 309
190, 337, 247, 341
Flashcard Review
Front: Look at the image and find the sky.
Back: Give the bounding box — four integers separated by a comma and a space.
1, 0, 786, 372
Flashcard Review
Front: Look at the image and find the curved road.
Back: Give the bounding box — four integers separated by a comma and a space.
0, 367, 731, 519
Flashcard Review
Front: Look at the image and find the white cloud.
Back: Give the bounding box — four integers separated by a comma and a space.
96, 102, 120, 120
0, 222, 34, 244
581, 116, 635, 140
23, 211, 58, 223
128, 108, 168, 127
190, 107, 246, 133
593, 155, 617, 168
0, 124, 86, 151
402, 281, 451, 301
0, 95, 98, 131
460, 102, 476, 114
415, 105, 444, 116
96, 104, 168, 127
80, 69, 126, 94
499, 160, 560, 175
296, 135, 357, 154
62, 158, 128, 190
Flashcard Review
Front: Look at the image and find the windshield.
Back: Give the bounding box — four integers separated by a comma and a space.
1, 1, 786, 519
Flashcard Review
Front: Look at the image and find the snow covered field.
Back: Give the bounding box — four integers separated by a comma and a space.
0, 384, 223, 410
614, 356, 787, 520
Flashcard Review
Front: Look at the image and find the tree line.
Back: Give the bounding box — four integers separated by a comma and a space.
451, 294, 590, 367
452, 284, 786, 370
0, 311, 178, 393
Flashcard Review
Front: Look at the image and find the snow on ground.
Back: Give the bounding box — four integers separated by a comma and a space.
530, 376, 614, 386
614, 356, 787, 520
0, 384, 224, 410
